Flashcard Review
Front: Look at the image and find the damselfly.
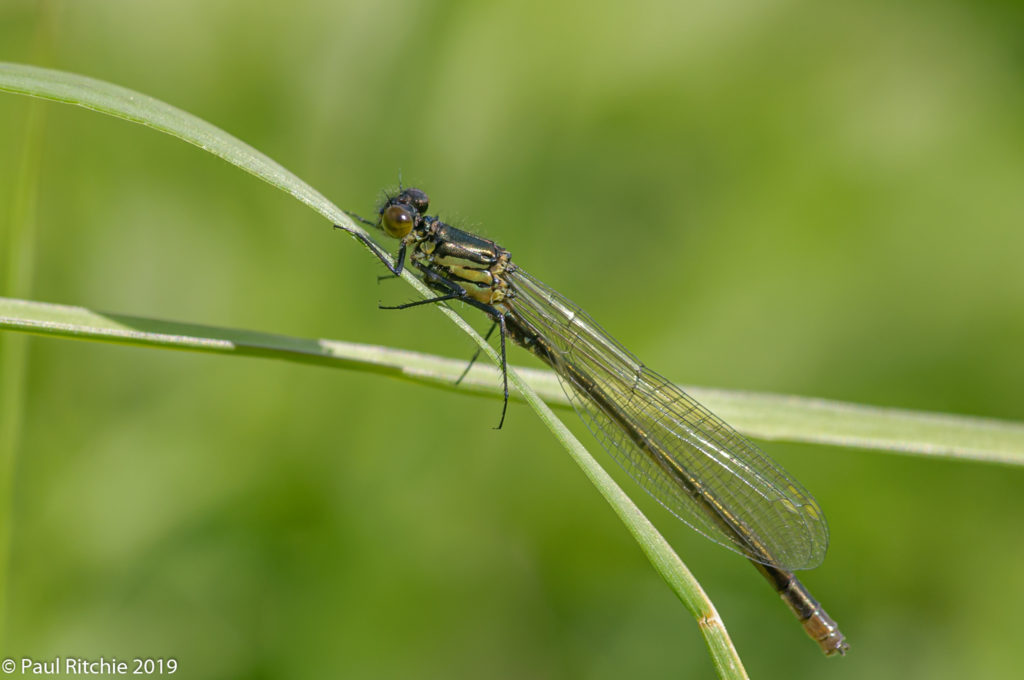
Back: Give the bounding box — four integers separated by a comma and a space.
339, 187, 848, 656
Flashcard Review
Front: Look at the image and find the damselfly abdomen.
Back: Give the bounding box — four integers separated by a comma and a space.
340, 187, 848, 656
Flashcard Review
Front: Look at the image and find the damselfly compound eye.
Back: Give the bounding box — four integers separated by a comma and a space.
381, 204, 414, 238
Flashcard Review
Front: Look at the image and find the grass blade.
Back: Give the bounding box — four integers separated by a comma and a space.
0, 64, 750, 676
3, 296, 1021, 467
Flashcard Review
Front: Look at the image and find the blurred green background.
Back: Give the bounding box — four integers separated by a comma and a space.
2, 1, 1023, 678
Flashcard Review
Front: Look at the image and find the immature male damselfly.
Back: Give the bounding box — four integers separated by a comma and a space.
339, 187, 848, 655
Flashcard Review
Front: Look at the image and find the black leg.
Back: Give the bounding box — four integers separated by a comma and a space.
368, 261, 513, 429
411, 273, 511, 428
494, 314, 510, 430
342, 211, 377, 228
380, 292, 465, 310
455, 322, 497, 385
335, 227, 408, 276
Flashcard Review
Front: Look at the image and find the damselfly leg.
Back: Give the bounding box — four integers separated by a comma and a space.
376, 266, 512, 430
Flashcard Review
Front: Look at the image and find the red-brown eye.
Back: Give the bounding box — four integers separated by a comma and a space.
381, 205, 414, 238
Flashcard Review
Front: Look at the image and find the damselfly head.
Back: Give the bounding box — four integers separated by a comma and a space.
378, 188, 430, 239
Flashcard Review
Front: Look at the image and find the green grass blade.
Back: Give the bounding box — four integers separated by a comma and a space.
0, 62, 392, 272
700, 389, 1024, 466
0, 63, 332, 216
0, 64, 749, 676
3, 296, 1021, 467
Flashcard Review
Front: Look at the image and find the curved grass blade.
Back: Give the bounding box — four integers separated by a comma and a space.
0, 64, 749, 677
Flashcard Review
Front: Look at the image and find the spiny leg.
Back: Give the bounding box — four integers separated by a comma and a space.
333, 225, 408, 276
494, 314, 509, 430
375, 265, 512, 429
455, 322, 498, 386
342, 211, 377, 228
383, 300, 511, 430
379, 292, 466, 310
